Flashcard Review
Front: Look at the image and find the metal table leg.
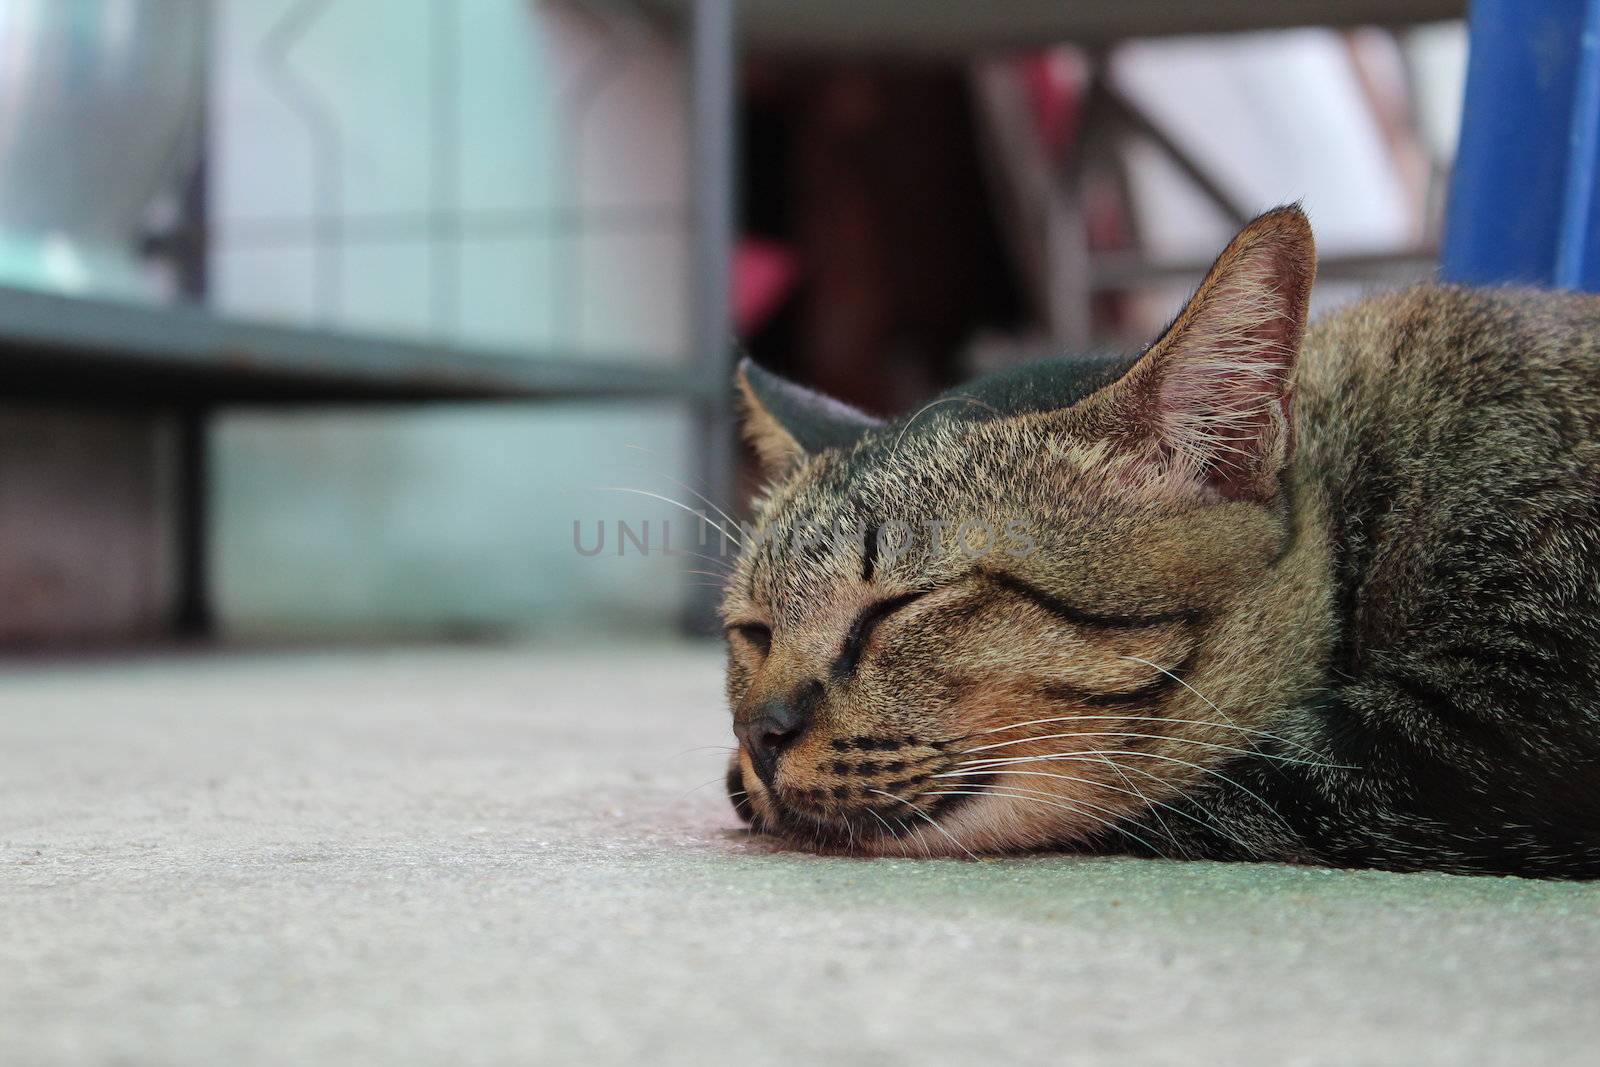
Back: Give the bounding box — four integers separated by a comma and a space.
173, 406, 214, 637
685, 0, 738, 634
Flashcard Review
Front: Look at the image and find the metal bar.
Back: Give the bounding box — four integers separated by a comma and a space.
1098, 82, 1252, 228
1092, 249, 1439, 291
173, 407, 214, 637
173, 43, 214, 637
210, 206, 690, 244
0, 284, 712, 403
685, 0, 738, 634
640, 0, 1466, 56
1557, 0, 1600, 288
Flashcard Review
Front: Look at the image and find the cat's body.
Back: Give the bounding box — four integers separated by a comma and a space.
1125, 284, 1600, 876
721, 208, 1600, 878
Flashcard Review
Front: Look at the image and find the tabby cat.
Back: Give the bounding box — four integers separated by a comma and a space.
720, 206, 1600, 878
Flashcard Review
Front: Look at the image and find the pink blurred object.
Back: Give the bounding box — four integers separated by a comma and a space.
1022, 50, 1088, 161
733, 237, 800, 337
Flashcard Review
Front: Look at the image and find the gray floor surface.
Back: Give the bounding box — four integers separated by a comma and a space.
3, 643, 1598, 1066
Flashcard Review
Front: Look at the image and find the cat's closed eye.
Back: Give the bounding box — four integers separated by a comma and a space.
728, 621, 772, 656
834, 590, 927, 677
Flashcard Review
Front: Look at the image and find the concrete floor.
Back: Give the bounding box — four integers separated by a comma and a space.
3, 643, 1599, 1066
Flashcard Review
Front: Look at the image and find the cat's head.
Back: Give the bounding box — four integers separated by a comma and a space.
721, 207, 1324, 856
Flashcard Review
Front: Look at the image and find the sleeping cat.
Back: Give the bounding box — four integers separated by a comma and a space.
720, 206, 1600, 878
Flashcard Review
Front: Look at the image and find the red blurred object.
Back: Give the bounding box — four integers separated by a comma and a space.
1022, 50, 1087, 162
733, 237, 800, 337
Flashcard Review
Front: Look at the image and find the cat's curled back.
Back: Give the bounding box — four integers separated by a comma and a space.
720, 206, 1600, 878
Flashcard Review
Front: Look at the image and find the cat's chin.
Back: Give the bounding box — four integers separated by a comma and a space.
726, 759, 985, 858
762, 808, 974, 858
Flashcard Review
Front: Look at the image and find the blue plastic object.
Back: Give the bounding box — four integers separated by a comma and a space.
1442, 0, 1600, 290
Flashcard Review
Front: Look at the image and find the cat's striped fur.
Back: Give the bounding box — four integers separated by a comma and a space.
721, 206, 1600, 877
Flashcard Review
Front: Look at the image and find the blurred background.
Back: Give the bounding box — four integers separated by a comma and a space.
0, 0, 1472, 648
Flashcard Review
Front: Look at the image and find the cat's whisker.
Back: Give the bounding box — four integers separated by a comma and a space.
670, 744, 736, 758
932, 766, 1257, 855
1083, 752, 1187, 859
869, 789, 978, 860
592, 486, 743, 546
864, 807, 910, 857
963, 712, 1343, 762
617, 447, 747, 541
684, 569, 731, 581
889, 394, 1001, 459
955, 749, 1295, 834
920, 787, 1168, 857
681, 775, 733, 799
960, 729, 1343, 768
1116, 655, 1247, 735
882, 813, 918, 857
923, 779, 1183, 853
1086, 757, 1258, 853
896, 814, 933, 859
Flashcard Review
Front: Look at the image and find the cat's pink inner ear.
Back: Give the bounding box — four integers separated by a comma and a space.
1136, 208, 1315, 501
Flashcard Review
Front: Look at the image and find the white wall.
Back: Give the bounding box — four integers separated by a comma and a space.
1113, 29, 1417, 265
208, 0, 699, 636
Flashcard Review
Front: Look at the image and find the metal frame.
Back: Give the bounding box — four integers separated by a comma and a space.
0, 285, 718, 405
646, 0, 1465, 55
686, 0, 739, 632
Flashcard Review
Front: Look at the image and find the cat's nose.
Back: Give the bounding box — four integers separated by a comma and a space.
735, 685, 818, 787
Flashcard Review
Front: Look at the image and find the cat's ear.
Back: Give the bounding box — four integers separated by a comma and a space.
735, 359, 884, 478
1098, 205, 1315, 501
